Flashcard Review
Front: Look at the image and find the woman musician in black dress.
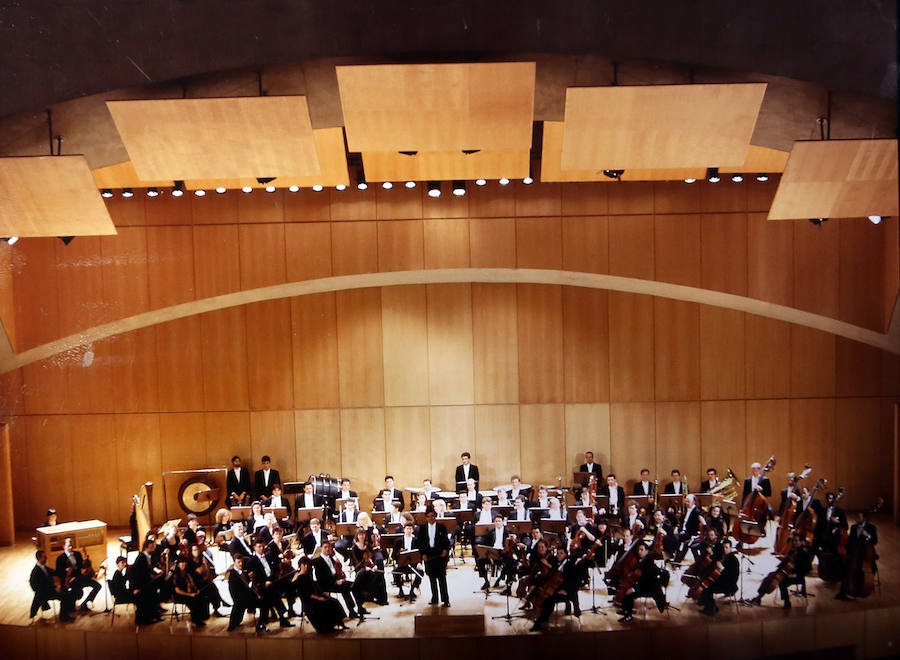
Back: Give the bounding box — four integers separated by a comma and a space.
295, 557, 348, 633
172, 556, 211, 626
349, 528, 388, 607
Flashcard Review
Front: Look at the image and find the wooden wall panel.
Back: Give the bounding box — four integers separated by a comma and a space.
516, 218, 562, 269
654, 214, 702, 286
291, 293, 340, 409
835, 337, 882, 397
422, 189, 468, 219
744, 315, 791, 398
246, 299, 294, 410
608, 215, 654, 279
745, 399, 791, 488
66, 339, 112, 414
101, 227, 150, 318
699, 306, 745, 400
469, 218, 516, 268
155, 316, 205, 412
423, 219, 470, 269
385, 407, 432, 488
514, 180, 562, 217
56, 236, 106, 335
191, 189, 238, 224
159, 412, 207, 473
839, 219, 885, 331
519, 404, 566, 487
250, 410, 296, 480
609, 292, 654, 402
145, 191, 192, 225
653, 181, 701, 214
13, 238, 59, 350
747, 213, 793, 306
885, 216, 899, 331
68, 414, 118, 523
193, 224, 240, 298
26, 416, 73, 522
562, 287, 609, 402
377, 220, 424, 271
426, 284, 475, 405
472, 284, 519, 404
200, 307, 250, 411
204, 411, 251, 470
340, 408, 385, 498
294, 409, 341, 481
700, 180, 748, 213
331, 221, 378, 276
381, 285, 429, 407
474, 405, 520, 487
561, 216, 608, 274
564, 403, 611, 477
285, 222, 332, 282
22, 359, 68, 415
146, 226, 195, 308
329, 187, 377, 222
790, 399, 836, 488
468, 184, 516, 218
793, 220, 839, 318
336, 288, 384, 408
106, 192, 147, 226
609, 402, 656, 487
701, 214, 748, 296
653, 299, 700, 401
0, 244, 15, 351
109, 326, 159, 413
517, 284, 564, 403
608, 184, 654, 215
700, 400, 747, 479
656, 402, 701, 488
375, 185, 423, 220
836, 398, 883, 510
237, 188, 284, 224
790, 325, 835, 398
114, 413, 164, 524
429, 406, 476, 489
238, 223, 287, 289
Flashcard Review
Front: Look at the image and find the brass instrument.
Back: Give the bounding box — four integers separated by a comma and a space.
708, 468, 742, 516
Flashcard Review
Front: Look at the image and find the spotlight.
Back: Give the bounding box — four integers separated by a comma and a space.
499, 177, 510, 186
122, 188, 134, 198
452, 180, 466, 196
355, 170, 367, 191
256, 177, 276, 185
312, 185, 324, 192
868, 215, 884, 225
241, 186, 253, 194
59, 236, 75, 245
706, 168, 720, 183
405, 181, 416, 189
1, 237, 19, 245
288, 185, 300, 193
731, 174, 744, 183
146, 187, 159, 197
265, 185, 276, 193
475, 178, 487, 187
399, 151, 418, 156
172, 181, 185, 197
194, 189, 206, 197
809, 218, 828, 226
427, 181, 442, 198
101, 189, 113, 198
382, 181, 393, 190
523, 163, 534, 185
215, 187, 227, 194
684, 178, 697, 184
756, 173, 769, 182
336, 184, 347, 191
602, 170, 624, 179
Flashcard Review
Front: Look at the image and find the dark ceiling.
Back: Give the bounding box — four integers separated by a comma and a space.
0, 0, 896, 119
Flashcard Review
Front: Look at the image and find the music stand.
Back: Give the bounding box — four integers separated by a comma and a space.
395, 550, 423, 605
474, 545, 502, 599
505, 521, 532, 537
694, 494, 714, 510
493, 505, 513, 519
411, 512, 429, 526
370, 511, 388, 526
380, 533, 403, 564
572, 472, 593, 488
473, 524, 493, 540
263, 506, 287, 519
334, 523, 358, 538
448, 508, 474, 560
625, 496, 651, 512
229, 506, 251, 521
528, 507, 549, 520
569, 505, 593, 520
294, 507, 325, 528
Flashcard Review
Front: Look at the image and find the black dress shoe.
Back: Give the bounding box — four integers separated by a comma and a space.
359, 607, 370, 615
346, 610, 358, 619
256, 624, 269, 633
618, 615, 633, 623
442, 601, 451, 608
529, 622, 542, 632
500, 587, 512, 596
429, 599, 438, 605
280, 619, 295, 627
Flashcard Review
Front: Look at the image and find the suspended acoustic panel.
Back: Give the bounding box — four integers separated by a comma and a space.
107, 96, 321, 181
0, 155, 117, 237
768, 138, 899, 220
362, 149, 530, 182
541, 121, 705, 183
91, 160, 171, 189
560, 83, 766, 171
337, 62, 536, 152
720, 145, 789, 174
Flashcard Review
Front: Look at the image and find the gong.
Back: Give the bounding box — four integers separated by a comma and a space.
176, 478, 220, 516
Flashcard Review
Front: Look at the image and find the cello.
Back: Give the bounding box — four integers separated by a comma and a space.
774, 464, 812, 557
732, 456, 775, 545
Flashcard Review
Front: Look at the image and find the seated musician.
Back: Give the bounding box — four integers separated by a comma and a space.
267, 484, 294, 533
55, 537, 101, 611
464, 477, 481, 507
337, 498, 361, 525
700, 468, 720, 493
546, 496, 567, 521
374, 488, 396, 513
623, 502, 646, 535
302, 517, 327, 556
742, 461, 772, 500
108, 556, 132, 605
674, 493, 704, 563
386, 501, 404, 531
213, 508, 233, 542
296, 482, 324, 519
632, 469, 655, 497
246, 500, 268, 536
413, 491, 428, 512
496, 488, 510, 507
45, 508, 58, 527
476, 515, 516, 593
422, 479, 439, 501
697, 527, 724, 562
392, 522, 422, 599
188, 542, 228, 615
172, 556, 211, 626
228, 522, 254, 557
579, 450, 602, 478
264, 526, 296, 617
313, 540, 360, 618
835, 511, 879, 600
453, 491, 476, 549
295, 557, 348, 632
384, 475, 405, 511
29, 549, 75, 621
706, 504, 729, 538
455, 452, 479, 492
248, 539, 293, 628
227, 455, 252, 507
616, 542, 669, 623
529, 546, 583, 631
573, 486, 593, 508
750, 535, 812, 608
226, 553, 265, 632
697, 539, 739, 615
131, 537, 164, 625
651, 509, 678, 558
338, 478, 358, 502
253, 455, 281, 505
476, 496, 494, 524
509, 475, 529, 502
182, 513, 202, 546
663, 469, 687, 495
602, 475, 625, 515
510, 496, 532, 523
349, 528, 388, 607
532, 486, 551, 510
568, 509, 599, 559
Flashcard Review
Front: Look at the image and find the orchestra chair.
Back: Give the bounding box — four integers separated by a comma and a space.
107, 580, 133, 622
28, 593, 57, 624
169, 599, 190, 631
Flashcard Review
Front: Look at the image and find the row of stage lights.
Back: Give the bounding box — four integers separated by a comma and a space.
602, 167, 770, 184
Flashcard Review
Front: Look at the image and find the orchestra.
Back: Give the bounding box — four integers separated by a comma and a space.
27, 453, 886, 635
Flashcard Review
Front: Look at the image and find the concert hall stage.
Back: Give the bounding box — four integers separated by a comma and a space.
1, 519, 897, 659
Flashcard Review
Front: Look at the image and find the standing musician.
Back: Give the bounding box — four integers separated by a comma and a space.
697, 539, 739, 616
673, 493, 704, 562
349, 528, 388, 607
54, 537, 101, 611
816, 491, 848, 553
302, 517, 328, 556
778, 472, 800, 516
455, 452, 480, 492
601, 474, 626, 515
132, 537, 164, 625
476, 515, 516, 593
529, 546, 583, 631
700, 468, 720, 493
417, 506, 451, 607
663, 469, 688, 495
633, 469, 655, 497
392, 522, 423, 599
383, 475, 405, 511
579, 451, 602, 479
248, 539, 294, 627
616, 542, 668, 623
266, 526, 298, 616
172, 556, 211, 626
253, 455, 281, 505
835, 511, 879, 600
226, 455, 252, 507
743, 461, 773, 499
228, 522, 254, 557
226, 553, 265, 632
29, 550, 75, 621
267, 484, 294, 533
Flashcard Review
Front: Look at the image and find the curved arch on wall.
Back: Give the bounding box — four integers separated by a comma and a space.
2, 267, 898, 374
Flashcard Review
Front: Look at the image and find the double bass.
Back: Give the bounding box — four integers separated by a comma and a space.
732, 456, 775, 545
774, 464, 812, 557
793, 477, 826, 545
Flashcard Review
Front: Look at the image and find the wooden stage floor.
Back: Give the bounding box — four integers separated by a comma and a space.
1, 518, 898, 657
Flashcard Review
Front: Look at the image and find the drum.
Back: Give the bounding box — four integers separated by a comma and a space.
308, 475, 341, 499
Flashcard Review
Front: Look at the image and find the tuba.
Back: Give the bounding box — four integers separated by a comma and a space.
709, 468, 741, 515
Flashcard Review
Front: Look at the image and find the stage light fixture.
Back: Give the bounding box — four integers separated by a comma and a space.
731, 174, 744, 183
101, 189, 113, 198
312, 184, 324, 192
146, 187, 159, 197
59, 236, 75, 245
264, 185, 276, 193
707, 168, 720, 183
405, 181, 416, 189
122, 188, 134, 198
241, 186, 253, 194
355, 169, 368, 191
602, 170, 624, 179
382, 181, 393, 190
194, 189, 206, 197
499, 177, 510, 186
335, 184, 347, 191
215, 187, 227, 194
756, 173, 769, 182
809, 217, 828, 226
256, 177, 276, 185
452, 180, 466, 196
427, 181, 442, 198
868, 215, 884, 225
684, 178, 697, 184
172, 181, 185, 197
523, 163, 534, 185
288, 185, 300, 193
1, 237, 19, 245
475, 178, 487, 187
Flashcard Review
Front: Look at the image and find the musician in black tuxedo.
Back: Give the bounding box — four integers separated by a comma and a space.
697, 540, 740, 615
663, 469, 688, 495
816, 491, 848, 547
383, 475, 405, 511
108, 556, 131, 605
778, 472, 800, 516
835, 511, 879, 601
302, 518, 329, 556
602, 474, 626, 514
529, 546, 583, 631
454, 452, 480, 491
417, 506, 451, 606
579, 451, 602, 478
253, 455, 281, 504
674, 494, 704, 562
476, 515, 516, 592
700, 468, 721, 493
228, 523, 254, 557
313, 541, 359, 618
131, 538, 163, 625
247, 540, 293, 628
227, 554, 266, 632
616, 542, 668, 623
632, 469, 655, 497
392, 522, 423, 599
54, 537, 101, 610
335, 500, 360, 557
295, 482, 325, 512
742, 461, 772, 500
227, 456, 252, 506
374, 489, 397, 512
266, 483, 294, 533
29, 550, 75, 621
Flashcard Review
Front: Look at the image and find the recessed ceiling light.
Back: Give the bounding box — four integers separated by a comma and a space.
241, 186, 253, 194
146, 187, 159, 197
122, 188, 134, 198
215, 187, 227, 194
312, 184, 324, 192
288, 185, 300, 193
101, 189, 113, 198
405, 181, 416, 189
382, 181, 393, 190
498, 178, 510, 186
194, 189, 206, 197
427, 181, 441, 198
475, 179, 487, 187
